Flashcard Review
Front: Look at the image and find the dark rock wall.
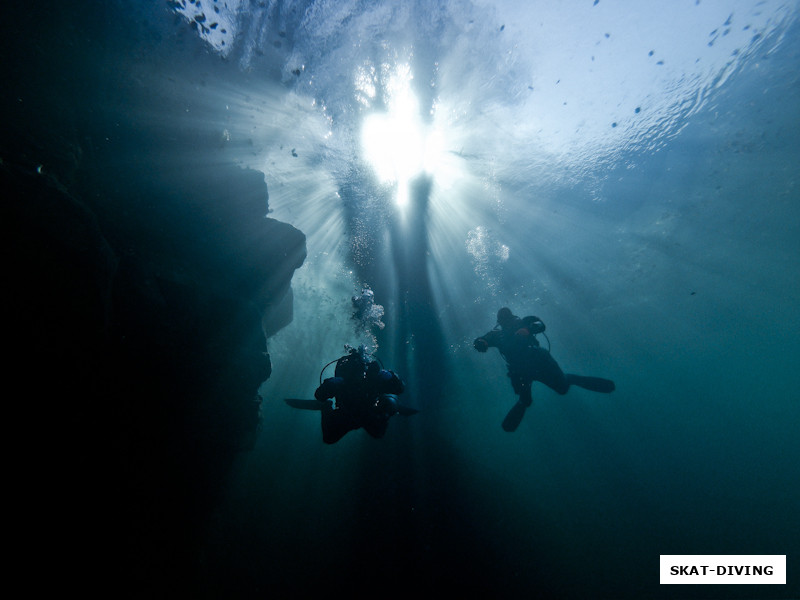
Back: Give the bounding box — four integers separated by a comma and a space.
2, 2, 305, 594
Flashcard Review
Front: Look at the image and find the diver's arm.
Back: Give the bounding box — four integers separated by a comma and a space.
474, 329, 500, 352
522, 316, 546, 334
314, 377, 344, 401
378, 370, 405, 395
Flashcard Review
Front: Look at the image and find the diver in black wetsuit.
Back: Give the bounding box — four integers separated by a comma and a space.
314, 346, 412, 444
474, 307, 615, 431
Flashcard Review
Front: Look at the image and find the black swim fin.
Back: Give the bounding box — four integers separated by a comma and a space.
284, 398, 325, 411
284, 398, 419, 416
567, 375, 616, 393
501, 400, 528, 432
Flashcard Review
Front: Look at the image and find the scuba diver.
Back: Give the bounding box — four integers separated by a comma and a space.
474, 307, 615, 432
285, 346, 417, 444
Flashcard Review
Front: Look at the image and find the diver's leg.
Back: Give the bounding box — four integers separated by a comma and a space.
532, 347, 615, 394
518, 381, 533, 407
507, 371, 534, 406
321, 405, 354, 444
531, 348, 570, 394
363, 415, 390, 439
566, 374, 616, 393
361, 395, 397, 438
502, 376, 532, 432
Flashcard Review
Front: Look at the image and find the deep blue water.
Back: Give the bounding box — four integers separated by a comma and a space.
6, 1, 798, 597
161, 2, 800, 597
170, 1, 800, 597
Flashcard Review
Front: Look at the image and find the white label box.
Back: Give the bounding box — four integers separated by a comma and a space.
660, 555, 786, 584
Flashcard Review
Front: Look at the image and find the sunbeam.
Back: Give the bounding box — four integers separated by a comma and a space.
23, 1, 795, 597
360, 64, 449, 208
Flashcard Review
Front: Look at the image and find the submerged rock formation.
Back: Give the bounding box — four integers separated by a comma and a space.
1, 3, 306, 593
3, 154, 305, 595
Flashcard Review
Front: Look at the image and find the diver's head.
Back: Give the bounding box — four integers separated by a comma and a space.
497, 307, 515, 328
366, 360, 380, 377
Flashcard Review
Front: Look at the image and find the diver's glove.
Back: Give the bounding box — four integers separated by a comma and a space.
474, 338, 489, 352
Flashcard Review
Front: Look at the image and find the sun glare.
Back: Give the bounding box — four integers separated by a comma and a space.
360, 66, 445, 208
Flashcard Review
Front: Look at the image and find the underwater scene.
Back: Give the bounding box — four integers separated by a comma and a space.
2, 1, 798, 598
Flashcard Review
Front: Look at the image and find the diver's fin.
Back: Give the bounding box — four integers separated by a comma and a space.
284, 398, 324, 411
284, 398, 418, 416
501, 400, 528, 432
567, 375, 616, 393
396, 404, 420, 417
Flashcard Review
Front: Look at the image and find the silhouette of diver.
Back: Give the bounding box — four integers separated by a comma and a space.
311, 346, 416, 444
474, 308, 615, 431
